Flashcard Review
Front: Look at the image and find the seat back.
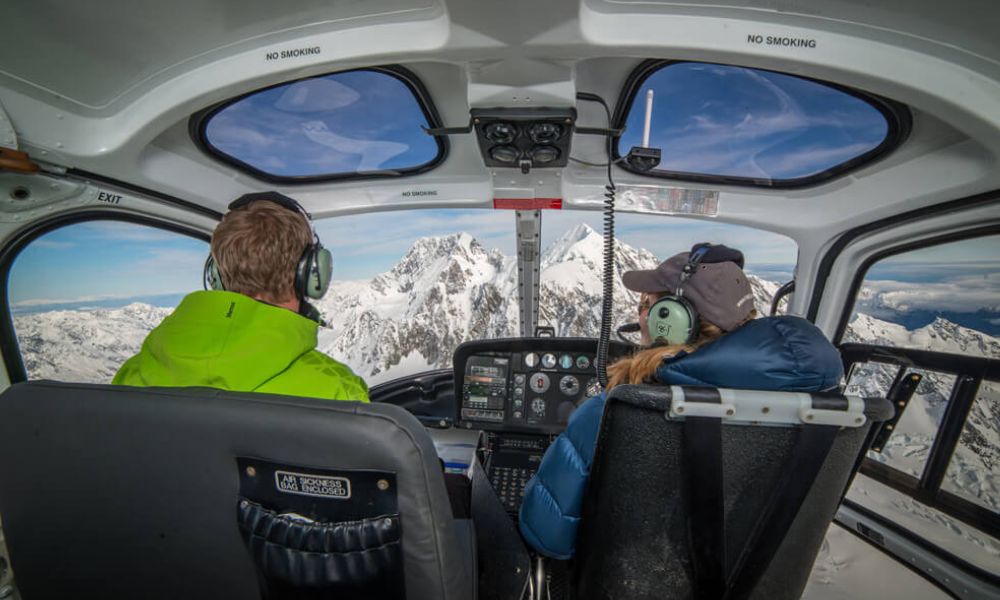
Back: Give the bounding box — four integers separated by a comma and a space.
573, 384, 892, 600
0, 381, 474, 600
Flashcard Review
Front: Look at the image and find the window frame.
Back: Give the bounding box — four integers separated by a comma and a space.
833, 226, 1000, 548
610, 59, 912, 189
807, 190, 1000, 323
840, 343, 1000, 542
0, 211, 211, 383
190, 65, 449, 184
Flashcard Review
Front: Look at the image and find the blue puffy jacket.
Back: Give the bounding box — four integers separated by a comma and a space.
517, 316, 844, 559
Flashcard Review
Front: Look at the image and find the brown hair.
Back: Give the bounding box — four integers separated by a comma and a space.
210, 201, 312, 303
607, 309, 758, 390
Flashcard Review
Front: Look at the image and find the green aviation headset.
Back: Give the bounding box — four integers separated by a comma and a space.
645, 243, 741, 347
203, 192, 333, 304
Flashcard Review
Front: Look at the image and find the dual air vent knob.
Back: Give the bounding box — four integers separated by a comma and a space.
473, 108, 576, 172
485, 122, 565, 166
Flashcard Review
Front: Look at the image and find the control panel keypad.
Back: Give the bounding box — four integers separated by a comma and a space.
490, 466, 532, 513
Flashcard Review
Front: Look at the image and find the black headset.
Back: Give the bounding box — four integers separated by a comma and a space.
203, 192, 333, 302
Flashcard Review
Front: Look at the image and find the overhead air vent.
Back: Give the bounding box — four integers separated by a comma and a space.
472, 108, 575, 173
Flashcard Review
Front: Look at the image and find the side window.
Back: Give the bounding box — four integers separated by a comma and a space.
7, 221, 207, 383
842, 235, 999, 569
942, 384, 999, 514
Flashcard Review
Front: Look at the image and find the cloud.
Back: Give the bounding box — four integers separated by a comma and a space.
621, 64, 887, 179
274, 78, 361, 113
301, 121, 409, 171
202, 71, 437, 177
863, 275, 1000, 313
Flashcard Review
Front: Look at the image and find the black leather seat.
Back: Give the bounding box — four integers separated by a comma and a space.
0, 381, 475, 599
571, 384, 893, 600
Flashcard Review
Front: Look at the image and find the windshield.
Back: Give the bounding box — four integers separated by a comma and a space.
7, 209, 797, 387
314, 209, 797, 385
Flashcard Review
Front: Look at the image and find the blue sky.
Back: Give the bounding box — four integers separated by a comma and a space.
205, 70, 439, 177
207, 62, 887, 183
9, 221, 206, 307
316, 209, 799, 281
9, 211, 798, 307
618, 62, 888, 181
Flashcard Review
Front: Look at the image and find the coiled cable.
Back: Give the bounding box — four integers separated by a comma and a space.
575, 92, 616, 387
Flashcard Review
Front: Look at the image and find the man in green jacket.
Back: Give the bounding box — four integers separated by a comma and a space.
113, 192, 369, 402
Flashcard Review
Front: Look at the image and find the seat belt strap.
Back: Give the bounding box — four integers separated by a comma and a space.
684, 414, 727, 599
724, 425, 840, 599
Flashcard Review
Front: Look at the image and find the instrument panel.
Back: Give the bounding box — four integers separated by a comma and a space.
453, 338, 630, 434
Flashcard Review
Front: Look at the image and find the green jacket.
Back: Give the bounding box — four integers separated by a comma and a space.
113, 291, 369, 402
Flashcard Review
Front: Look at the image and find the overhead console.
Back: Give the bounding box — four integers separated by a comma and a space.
453, 338, 632, 435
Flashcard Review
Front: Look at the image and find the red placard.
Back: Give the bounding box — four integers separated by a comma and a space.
492, 198, 563, 210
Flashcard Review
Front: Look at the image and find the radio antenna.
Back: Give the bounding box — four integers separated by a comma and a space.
642, 89, 654, 148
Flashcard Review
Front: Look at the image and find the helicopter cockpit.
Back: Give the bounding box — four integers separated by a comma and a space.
0, 0, 997, 598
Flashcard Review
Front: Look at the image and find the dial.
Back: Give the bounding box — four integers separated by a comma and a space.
528, 372, 550, 393
558, 354, 573, 369
585, 377, 601, 398
541, 353, 557, 369
524, 353, 539, 368
531, 397, 546, 416
576, 355, 591, 370
559, 375, 580, 396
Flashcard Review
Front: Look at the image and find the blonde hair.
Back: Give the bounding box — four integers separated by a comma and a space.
210, 201, 312, 303
607, 309, 758, 390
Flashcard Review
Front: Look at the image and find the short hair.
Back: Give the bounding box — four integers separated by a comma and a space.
210, 201, 312, 303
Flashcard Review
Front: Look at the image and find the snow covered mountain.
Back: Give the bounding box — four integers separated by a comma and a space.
315, 232, 518, 381
844, 313, 1000, 518
12, 225, 780, 385
313, 223, 780, 383
13, 303, 171, 382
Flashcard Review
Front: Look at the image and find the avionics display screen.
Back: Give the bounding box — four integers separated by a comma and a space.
461, 356, 509, 423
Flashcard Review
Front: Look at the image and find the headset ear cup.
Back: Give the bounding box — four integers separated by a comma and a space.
204, 255, 225, 291
294, 244, 332, 300
294, 247, 312, 300
682, 297, 700, 345
307, 247, 333, 299
647, 296, 698, 346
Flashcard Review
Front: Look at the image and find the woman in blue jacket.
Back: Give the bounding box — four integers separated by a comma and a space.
518, 244, 843, 560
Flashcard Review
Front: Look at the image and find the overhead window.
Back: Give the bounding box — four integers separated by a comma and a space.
198, 67, 445, 181
616, 61, 905, 186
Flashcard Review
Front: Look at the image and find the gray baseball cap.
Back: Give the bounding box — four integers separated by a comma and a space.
622, 245, 755, 331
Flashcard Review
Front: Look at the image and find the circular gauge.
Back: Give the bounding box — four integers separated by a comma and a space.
576, 355, 591, 370
585, 377, 601, 398
559, 375, 580, 396
531, 397, 546, 416
528, 372, 550, 393
541, 353, 557, 369
524, 353, 539, 368
558, 354, 573, 369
